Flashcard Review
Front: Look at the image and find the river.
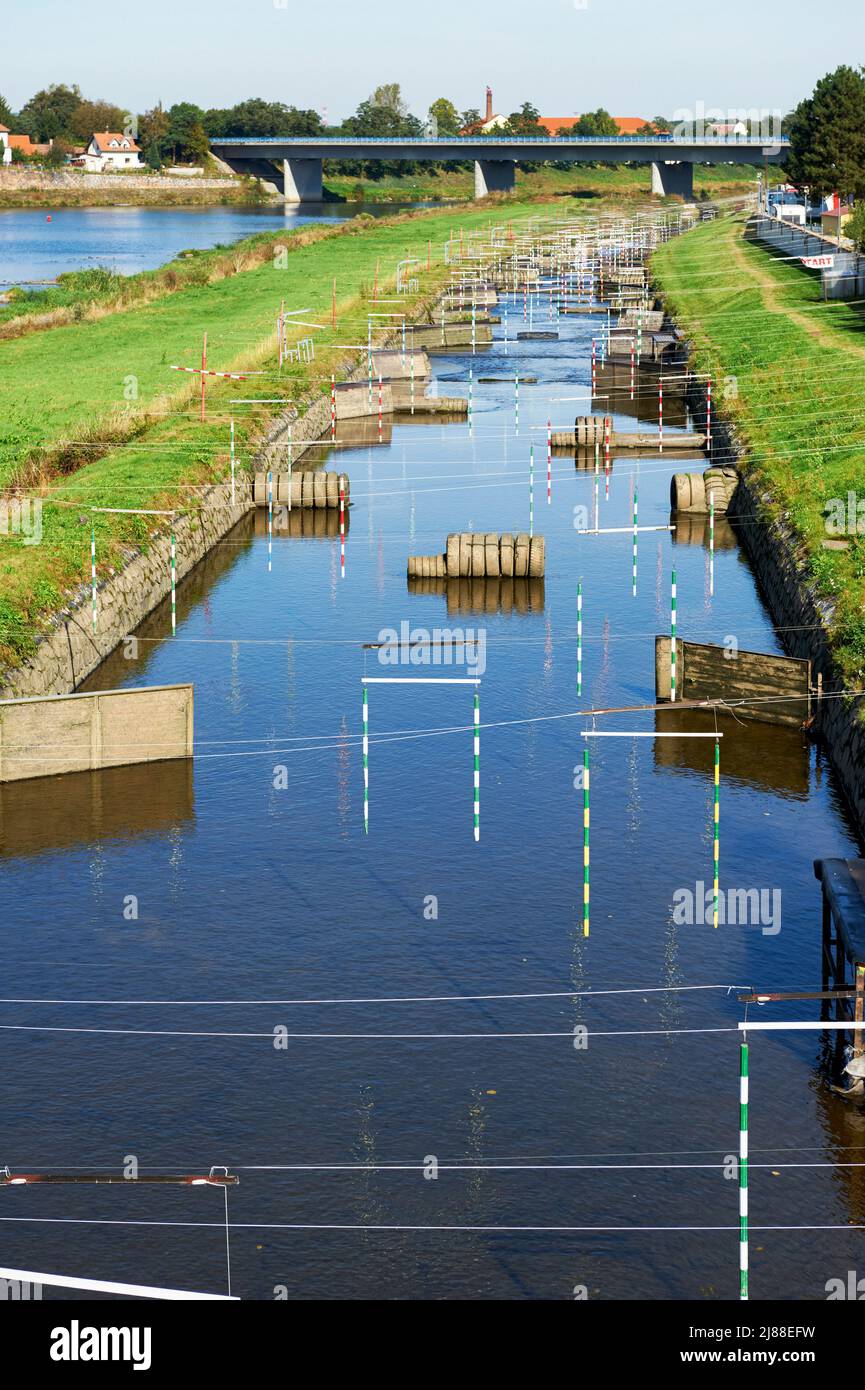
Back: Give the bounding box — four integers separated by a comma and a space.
0, 282, 861, 1301
0, 201, 435, 286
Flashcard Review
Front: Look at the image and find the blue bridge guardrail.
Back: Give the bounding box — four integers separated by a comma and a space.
211, 135, 789, 147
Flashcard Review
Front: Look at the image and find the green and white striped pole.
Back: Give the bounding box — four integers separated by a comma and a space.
90, 525, 97, 632
713, 738, 720, 929
739, 1039, 749, 1300
170, 531, 176, 635
632, 481, 638, 597
229, 418, 236, 506
582, 747, 590, 937
577, 580, 583, 697
362, 685, 369, 834
473, 690, 480, 842
670, 568, 677, 702
529, 447, 534, 538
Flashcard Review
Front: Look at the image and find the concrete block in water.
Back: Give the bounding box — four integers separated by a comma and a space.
335, 382, 394, 420
0, 684, 193, 784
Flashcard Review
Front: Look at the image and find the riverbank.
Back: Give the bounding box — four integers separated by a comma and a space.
653, 213, 865, 828
0, 161, 759, 209
0, 168, 266, 209
0, 197, 557, 679
327, 162, 759, 204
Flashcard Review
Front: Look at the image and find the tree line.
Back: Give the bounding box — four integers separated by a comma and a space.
0, 82, 671, 174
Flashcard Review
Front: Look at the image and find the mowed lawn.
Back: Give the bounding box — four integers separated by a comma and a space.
653, 214, 865, 683
0, 198, 563, 665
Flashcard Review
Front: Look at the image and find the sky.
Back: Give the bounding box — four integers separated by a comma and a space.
3, 0, 862, 121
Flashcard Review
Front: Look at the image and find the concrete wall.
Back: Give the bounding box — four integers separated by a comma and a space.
0, 684, 193, 783
0, 476, 252, 701
0, 170, 239, 192
0, 284, 466, 703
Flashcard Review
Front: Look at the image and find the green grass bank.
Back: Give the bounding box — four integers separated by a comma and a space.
652, 213, 865, 687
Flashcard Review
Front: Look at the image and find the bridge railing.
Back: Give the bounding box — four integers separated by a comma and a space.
211, 135, 789, 148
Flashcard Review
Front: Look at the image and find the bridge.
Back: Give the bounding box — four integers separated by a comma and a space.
210, 134, 788, 203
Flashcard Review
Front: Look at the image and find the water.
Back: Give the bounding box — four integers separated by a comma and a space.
1, 294, 861, 1302
0, 202, 434, 286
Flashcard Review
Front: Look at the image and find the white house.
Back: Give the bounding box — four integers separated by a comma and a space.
0, 126, 10, 166
82, 132, 143, 172
708, 121, 749, 137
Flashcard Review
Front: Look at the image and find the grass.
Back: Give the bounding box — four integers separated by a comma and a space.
652, 214, 865, 687
0, 194, 579, 670
325, 162, 760, 205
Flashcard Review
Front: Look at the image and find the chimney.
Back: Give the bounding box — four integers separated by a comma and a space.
485, 86, 493, 123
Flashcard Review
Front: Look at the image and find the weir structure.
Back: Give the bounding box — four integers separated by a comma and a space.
210, 135, 787, 204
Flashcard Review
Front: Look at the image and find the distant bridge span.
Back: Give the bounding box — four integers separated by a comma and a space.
210, 135, 788, 203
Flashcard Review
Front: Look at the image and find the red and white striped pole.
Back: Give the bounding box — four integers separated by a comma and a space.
339, 478, 345, 579
200, 332, 207, 422
547, 419, 552, 504
378, 373, 383, 440
331, 374, 336, 442
659, 380, 664, 454
706, 377, 712, 453
591, 338, 597, 398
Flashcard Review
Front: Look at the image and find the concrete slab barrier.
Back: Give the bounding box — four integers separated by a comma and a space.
0, 683, 193, 783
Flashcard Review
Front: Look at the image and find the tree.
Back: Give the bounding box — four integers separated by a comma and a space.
575, 108, 619, 137
847, 203, 865, 252
786, 65, 865, 201
205, 99, 322, 139
18, 84, 82, 141
0, 93, 13, 127
186, 121, 210, 164
145, 140, 162, 171
504, 102, 543, 137
652, 115, 672, 133
70, 99, 128, 142
164, 101, 205, 162
138, 104, 170, 153
460, 108, 481, 132
370, 83, 408, 118
45, 140, 72, 167
428, 98, 460, 136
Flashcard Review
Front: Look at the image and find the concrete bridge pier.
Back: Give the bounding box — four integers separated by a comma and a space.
474, 159, 516, 199
651, 160, 694, 199
283, 157, 323, 203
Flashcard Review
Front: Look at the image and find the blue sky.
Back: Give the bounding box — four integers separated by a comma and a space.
3, 0, 862, 120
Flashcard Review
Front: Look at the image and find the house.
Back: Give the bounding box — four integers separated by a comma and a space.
4, 132, 54, 160
537, 116, 649, 136
82, 132, 142, 172
460, 88, 509, 135
0, 126, 9, 165
707, 121, 748, 137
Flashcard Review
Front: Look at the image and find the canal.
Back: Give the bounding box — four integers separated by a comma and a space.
1, 279, 862, 1300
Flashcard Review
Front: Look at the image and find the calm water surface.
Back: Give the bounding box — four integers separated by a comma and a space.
1, 296, 862, 1300
0, 202, 434, 285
